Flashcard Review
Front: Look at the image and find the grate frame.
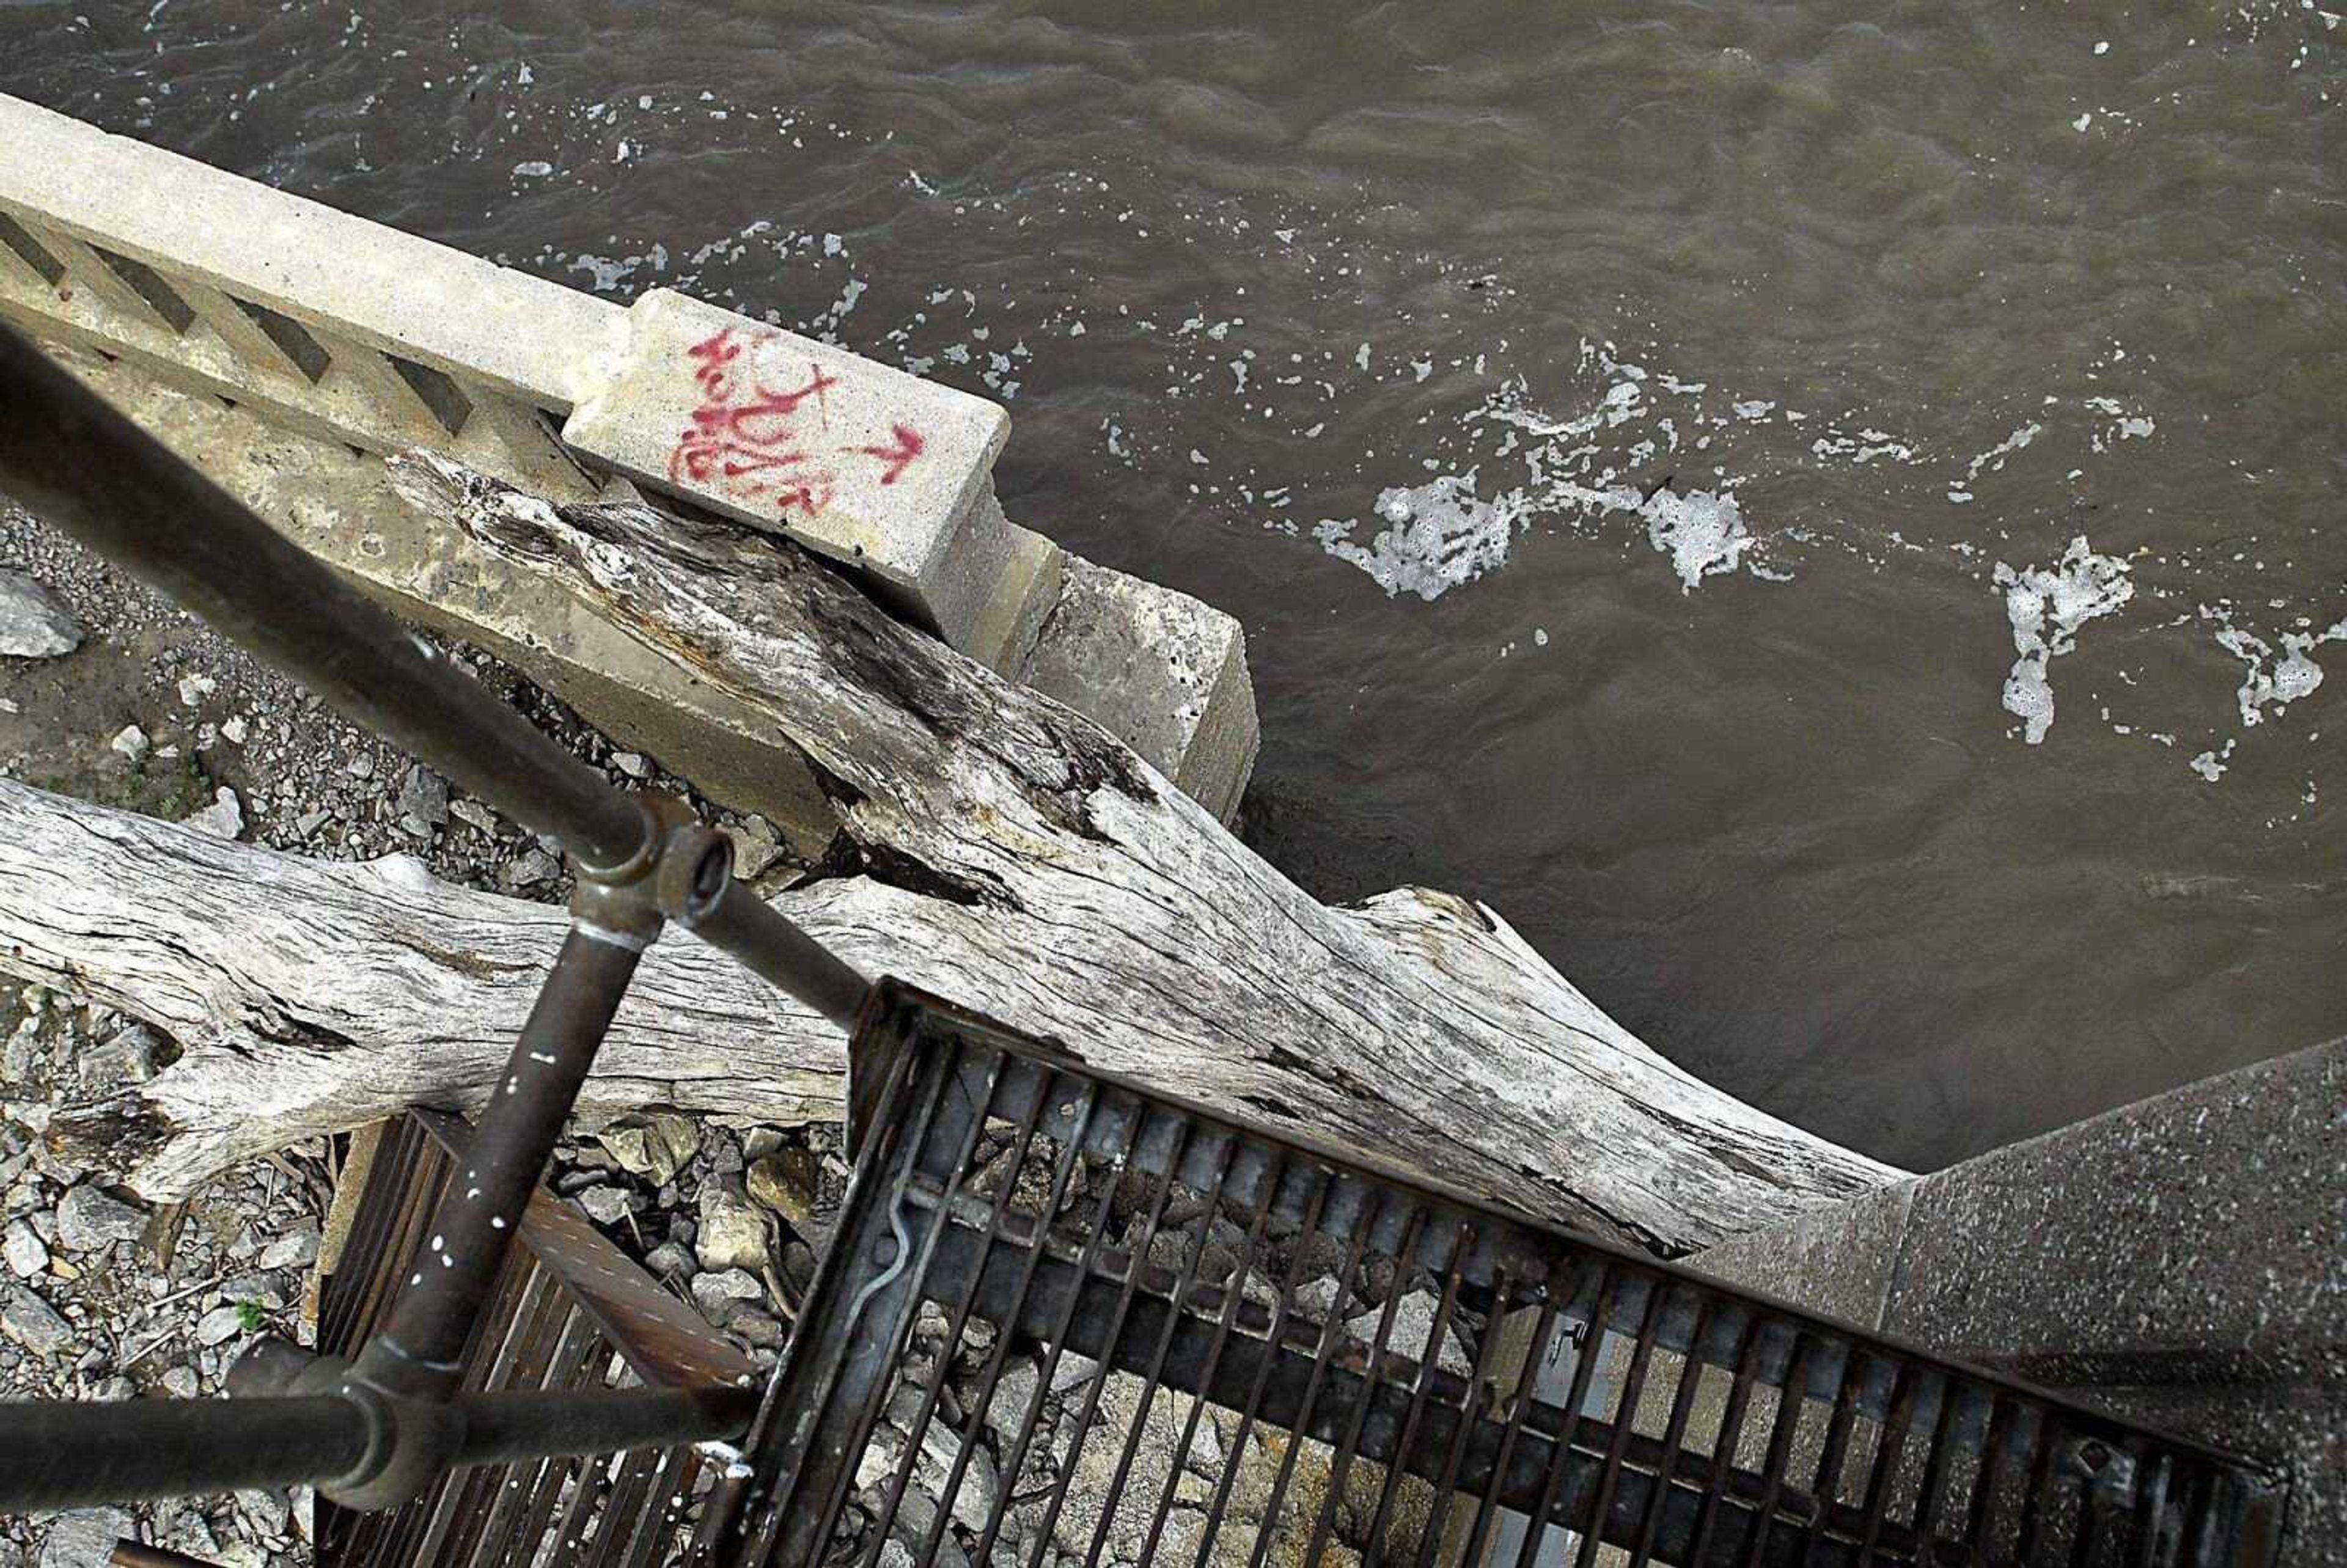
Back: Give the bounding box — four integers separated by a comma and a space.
716, 981, 2288, 1568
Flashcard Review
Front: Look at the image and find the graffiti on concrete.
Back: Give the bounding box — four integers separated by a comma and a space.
668, 328, 926, 519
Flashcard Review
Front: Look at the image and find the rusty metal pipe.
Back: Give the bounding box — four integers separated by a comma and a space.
0, 1381, 753, 1515
355, 926, 642, 1403
111, 1542, 232, 1567
0, 1394, 375, 1513
454, 1383, 757, 1467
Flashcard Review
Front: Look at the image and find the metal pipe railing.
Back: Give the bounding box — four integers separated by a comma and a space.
0, 320, 868, 1513
0, 1381, 757, 1513
0, 1395, 378, 1513
363, 927, 644, 1402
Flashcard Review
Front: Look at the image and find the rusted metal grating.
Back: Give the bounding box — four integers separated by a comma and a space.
314, 1112, 754, 1568
712, 983, 2286, 1568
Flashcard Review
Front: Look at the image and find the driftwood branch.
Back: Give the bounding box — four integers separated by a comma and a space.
0, 457, 1904, 1251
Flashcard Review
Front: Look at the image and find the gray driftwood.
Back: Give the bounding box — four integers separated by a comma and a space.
0, 458, 1903, 1251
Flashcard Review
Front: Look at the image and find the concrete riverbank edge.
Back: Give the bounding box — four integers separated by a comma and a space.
0, 95, 1267, 830
40, 343, 1256, 842
0, 91, 1257, 826
1693, 1035, 2345, 1566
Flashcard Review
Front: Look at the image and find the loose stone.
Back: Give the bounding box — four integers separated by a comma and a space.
0, 571, 81, 658
56, 1184, 149, 1252
695, 1184, 771, 1272
180, 786, 244, 840
1, 1286, 73, 1355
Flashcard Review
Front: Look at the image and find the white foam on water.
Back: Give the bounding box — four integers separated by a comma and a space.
1811, 430, 1916, 464
2201, 607, 2344, 727
1312, 473, 1523, 601
1992, 537, 2136, 744
1640, 487, 1752, 592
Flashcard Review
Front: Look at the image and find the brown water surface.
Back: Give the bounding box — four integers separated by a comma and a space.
5, 0, 2341, 1170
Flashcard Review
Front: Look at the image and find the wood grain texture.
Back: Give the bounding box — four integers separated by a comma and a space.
0, 456, 1903, 1251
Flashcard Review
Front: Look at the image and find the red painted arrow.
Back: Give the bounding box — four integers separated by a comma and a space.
853, 423, 925, 485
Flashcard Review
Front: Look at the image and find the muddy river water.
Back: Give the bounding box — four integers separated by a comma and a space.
5, 0, 2341, 1172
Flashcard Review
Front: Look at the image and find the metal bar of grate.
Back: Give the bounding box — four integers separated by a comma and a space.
309, 1113, 754, 1567
725, 982, 2288, 1568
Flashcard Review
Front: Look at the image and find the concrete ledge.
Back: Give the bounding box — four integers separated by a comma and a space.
1016, 555, 1260, 824
1694, 1036, 2345, 1566
37, 343, 1256, 830
0, 92, 616, 409
562, 289, 1040, 660
0, 90, 1258, 819
47, 343, 841, 848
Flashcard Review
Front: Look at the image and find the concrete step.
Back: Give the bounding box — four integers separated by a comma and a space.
1692, 1035, 2344, 1567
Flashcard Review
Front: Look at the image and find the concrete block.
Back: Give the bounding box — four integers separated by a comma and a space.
0, 92, 617, 409
970, 510, 1066, 678
562, 289, 1022, 657
1689, 1036, 2343, 1566
1015, 554, 1260, 824
0, 95, 1260, 818
1877, 1036, 2342, 1382
45, 343, 838, 851
1874, 1036, 2341, 1564
1689, 1181, 1914, 1333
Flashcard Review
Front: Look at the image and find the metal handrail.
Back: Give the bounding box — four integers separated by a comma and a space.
0, 320, 864, 1511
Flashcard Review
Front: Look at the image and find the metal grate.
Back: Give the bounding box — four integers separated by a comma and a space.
314, 1113, 752, 1568
713, 983, 2285, 1568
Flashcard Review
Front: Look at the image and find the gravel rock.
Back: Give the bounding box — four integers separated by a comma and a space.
595, 1112, 699, 1186
858, 1421, 1000, 1536
4, 1218, 48, 1278
1049, 1352, 1101, 1395
161, 1364, 200, 1398
1343, 1291, 1471, 1376
108, 723, 149, 762
575, 1185, 637, 1226
747, 1146, 821, 1226
180, 785, 244, 840
257, 1225, 320, 1270
983, 1358, 1041, 1438
395, 766, 450, 830
1, 1286, 73, 1354
56, 1184, 149, 1252
696, 1184, 771, 1272
237, 1486, 292, 1537
643, 1240, 695, 1278
730, 1308, 787, 1347
78, 1023, 163, 1091
721, 815, 784, 878
689, 1267, 763, 1323
505, 847, 561, 889
195, 1303, 248, 1347
0, 570, 81, 658
39, 1506, 132, 1568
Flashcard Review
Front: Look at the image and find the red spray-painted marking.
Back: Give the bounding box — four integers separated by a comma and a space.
854, 423, 926, 486
667, 331, 926, 521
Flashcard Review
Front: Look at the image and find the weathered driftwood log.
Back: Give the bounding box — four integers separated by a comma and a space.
0, 456, 1903, 1251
